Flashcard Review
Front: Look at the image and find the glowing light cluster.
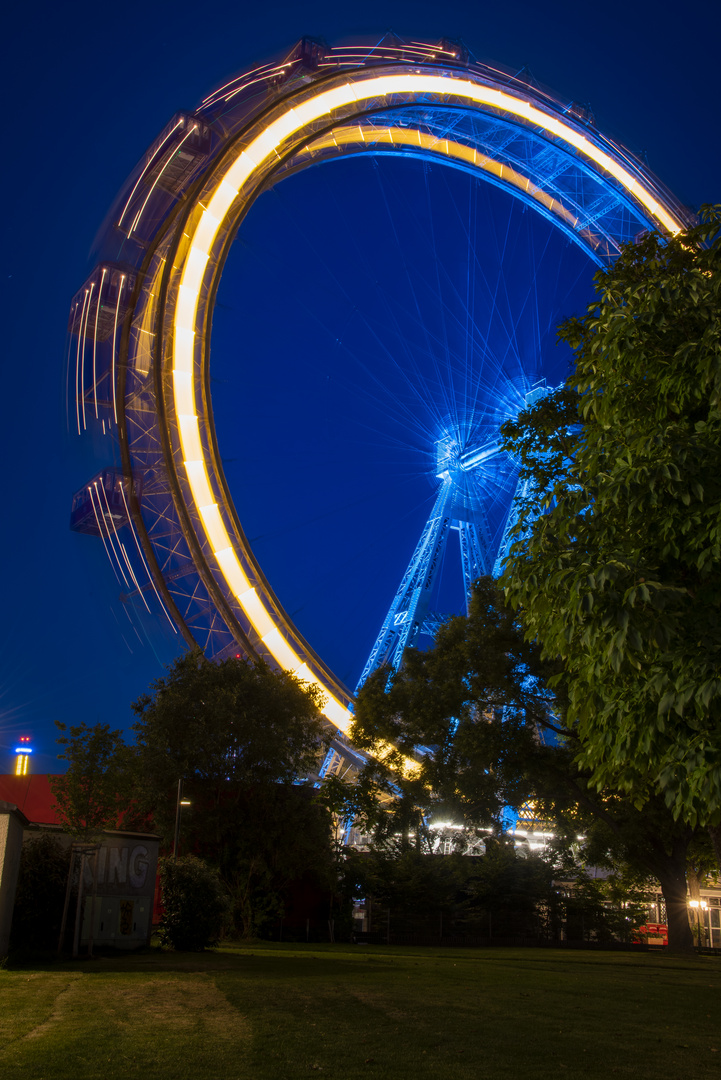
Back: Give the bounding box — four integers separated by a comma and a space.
15, 736, 32, 776
169, 68, 683, 735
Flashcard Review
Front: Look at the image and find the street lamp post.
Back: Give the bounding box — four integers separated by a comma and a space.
689, 898, 708, 947
172, 780, 192, 859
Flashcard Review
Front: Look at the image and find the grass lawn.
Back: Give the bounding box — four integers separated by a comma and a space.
1, 943, 719, 1079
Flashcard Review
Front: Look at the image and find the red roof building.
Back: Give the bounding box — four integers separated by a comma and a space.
0, 775, 62, 826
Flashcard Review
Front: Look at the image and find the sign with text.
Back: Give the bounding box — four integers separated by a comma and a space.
82, 839, 158, 898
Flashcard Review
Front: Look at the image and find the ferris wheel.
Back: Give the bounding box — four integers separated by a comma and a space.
67, 36, 690, 749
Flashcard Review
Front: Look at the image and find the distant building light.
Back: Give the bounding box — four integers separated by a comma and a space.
14, 736, 32, 775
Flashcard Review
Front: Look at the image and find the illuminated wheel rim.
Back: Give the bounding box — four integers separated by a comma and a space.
71, 41, 689, 736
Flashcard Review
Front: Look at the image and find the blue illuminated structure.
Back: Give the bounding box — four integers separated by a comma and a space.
66, 35, 690, 749
356, 382, 555, 687
14, 736, 32, 776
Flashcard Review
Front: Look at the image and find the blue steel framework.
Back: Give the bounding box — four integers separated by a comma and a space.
67, 36, 690, 756
355, 382, 555, 689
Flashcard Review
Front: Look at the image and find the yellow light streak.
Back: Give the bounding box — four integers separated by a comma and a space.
236, 584, 275, 637
98, 481, 151, 612
110, 274, 125, 424
74, 291, 89, 435
91, 483, 129, 588
118, 117, 183, 229
173, 370, 195, 415
175, 286, 199, 334
116, 479, 178, 631
130, 124, 199, 236
177, 414, 204, 462
78, 282, 95, 432
183, 459, 214, 506
169, 68, 683, 735
192, 210, 222, 254
261, 628, 311, 681
212, 545, 252, 597
183, 247, 209, 292
198, 502, 231, 553
173, 328, 196, 373
92, 267, 107, 420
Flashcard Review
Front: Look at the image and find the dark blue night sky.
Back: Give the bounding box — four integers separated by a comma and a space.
2, 0, 719, 773
211, 160, 591, 687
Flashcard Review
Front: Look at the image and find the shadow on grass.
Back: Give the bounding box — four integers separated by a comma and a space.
7, 939, 715, 978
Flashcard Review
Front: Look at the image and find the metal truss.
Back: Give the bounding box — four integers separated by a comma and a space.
356, 479, 455, 687
492, 477, 531, 580
286, 104, 665, 267
357, 384, 560, 689
356, 477, 492, 690
491, 382, 557, 579
356, 429, 511, 689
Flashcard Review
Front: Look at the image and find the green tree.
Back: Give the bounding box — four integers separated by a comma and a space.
132, 647, 333, 936
349, 577, 558, 837
556, 870, 650, 945
461, 839, 558, 939
351, 578, 697, 949
132, 648, 327, 828
50, 722, 135, 839
344, 843, 471, 937
544, 786, 697, 950
500, 208, 721, 837
157, 855, 230, 950
188, 783, 336, 939
9, 835, 71, 954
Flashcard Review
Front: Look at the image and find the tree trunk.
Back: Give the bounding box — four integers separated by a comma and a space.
686, 866, 702, 941
57, 846, 77, 956
656, 856, 694, 952
709, 824, 721, 874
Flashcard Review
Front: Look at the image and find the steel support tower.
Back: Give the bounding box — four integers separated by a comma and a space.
356, 383, 553, 688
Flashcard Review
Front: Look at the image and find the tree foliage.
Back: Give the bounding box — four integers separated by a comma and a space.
157, 855, 230, 950
347, 577, 699, 949
181, 783, 336, 939
50, 722, 135, 839
131, 647, 328, 838
348, 578, 559, 834
543, 786, 697, 951
500, 208, 721, 826
9, 835, 71, 954
131, 647, 333, 937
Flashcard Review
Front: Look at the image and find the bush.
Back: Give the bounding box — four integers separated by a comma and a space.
10, 834, 71, 954
158, 855, 230, 950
